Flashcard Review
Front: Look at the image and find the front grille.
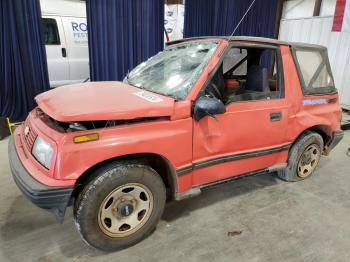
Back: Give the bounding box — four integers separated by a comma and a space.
23, 119, 38, 152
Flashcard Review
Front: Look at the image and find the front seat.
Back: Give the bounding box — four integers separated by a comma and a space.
237, 65, 269, 95
226, 65, 270, 103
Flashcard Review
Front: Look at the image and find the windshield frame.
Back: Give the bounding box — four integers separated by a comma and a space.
125, 40, 221, 101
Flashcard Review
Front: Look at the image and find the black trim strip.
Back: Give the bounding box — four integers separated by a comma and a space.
176, 144, 291, 176
177, 165, 193, 176
195, 144, 290, 169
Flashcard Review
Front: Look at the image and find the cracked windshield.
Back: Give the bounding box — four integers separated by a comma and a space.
125, 41, 218, 100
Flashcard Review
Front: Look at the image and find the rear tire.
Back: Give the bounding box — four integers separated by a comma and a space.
73, 161, 166, 251
277, 131, 323, 182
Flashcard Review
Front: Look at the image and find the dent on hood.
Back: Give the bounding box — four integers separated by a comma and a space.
34, 81, 176, 122
36, 107, 170, 132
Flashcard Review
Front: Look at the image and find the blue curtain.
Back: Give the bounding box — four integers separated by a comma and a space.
87, 0, 164, 81
184, 0, 278, 38
0, 0, 49, 121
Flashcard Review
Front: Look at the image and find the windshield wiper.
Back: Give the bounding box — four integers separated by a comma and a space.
128, 82, 145, 90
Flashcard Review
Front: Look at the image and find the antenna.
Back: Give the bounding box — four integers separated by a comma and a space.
228, 0, 257, 41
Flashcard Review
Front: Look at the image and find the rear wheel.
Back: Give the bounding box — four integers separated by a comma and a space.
74, 162, 166, 251
277, 131, 323, 182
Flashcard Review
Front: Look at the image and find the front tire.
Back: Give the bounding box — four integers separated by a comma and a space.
277, 131, 323, 182
74, 162, 166, 251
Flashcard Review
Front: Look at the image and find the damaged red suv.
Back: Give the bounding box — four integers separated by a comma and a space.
9, 37, 343, 251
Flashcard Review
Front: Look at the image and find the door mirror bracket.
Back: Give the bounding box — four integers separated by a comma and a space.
193, 96, 226, 121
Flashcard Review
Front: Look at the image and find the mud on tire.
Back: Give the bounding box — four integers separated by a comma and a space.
277, 131, 324, 182
73, 161, 166, 251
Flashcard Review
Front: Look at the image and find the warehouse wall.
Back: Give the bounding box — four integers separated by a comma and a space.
184, 0, 278, 38
282, 0, 316, 19
279, 0, 350, 109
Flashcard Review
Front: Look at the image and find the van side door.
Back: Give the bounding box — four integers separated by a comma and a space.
42, 16, 70, 87
60, 17, 89, 84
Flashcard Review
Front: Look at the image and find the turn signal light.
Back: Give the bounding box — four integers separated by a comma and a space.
73, 133, 99, 143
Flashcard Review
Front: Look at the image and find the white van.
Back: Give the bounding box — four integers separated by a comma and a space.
40, 0, 89, 87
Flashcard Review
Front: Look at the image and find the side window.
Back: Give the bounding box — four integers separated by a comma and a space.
294, 48, 336, 95
42, 18, 60, 45
211, 46, 283, 105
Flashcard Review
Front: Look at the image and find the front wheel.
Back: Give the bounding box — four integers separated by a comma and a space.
277, 131, 323, 182
73, 162, 166, 251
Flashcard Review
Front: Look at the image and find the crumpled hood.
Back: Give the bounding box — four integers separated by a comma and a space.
35, 82, 175, 122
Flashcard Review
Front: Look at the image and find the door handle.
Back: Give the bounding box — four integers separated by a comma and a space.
61, 47, 67, 57
270, 112, 282, 121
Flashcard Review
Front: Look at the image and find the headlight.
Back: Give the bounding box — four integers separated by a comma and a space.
32, 136, 53, 169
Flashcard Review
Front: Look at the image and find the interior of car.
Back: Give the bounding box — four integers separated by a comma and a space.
204, 46, 282, 105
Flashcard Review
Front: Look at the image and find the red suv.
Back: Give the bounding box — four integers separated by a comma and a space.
9, 37, 343, 251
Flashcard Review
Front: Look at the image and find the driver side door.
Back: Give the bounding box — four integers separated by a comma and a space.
191, 45, 290, 186
192, 98, 289, 186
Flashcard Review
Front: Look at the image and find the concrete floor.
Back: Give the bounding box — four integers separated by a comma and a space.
0, 132, 349, 262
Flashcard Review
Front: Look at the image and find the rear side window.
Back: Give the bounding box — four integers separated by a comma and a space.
42, 18, 60, 45
293, 48, 336, 95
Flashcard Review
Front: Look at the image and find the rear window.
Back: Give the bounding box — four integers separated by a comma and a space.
293, 47, 336, 95
42, 18, 60, 45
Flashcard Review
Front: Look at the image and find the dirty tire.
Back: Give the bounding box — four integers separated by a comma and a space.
73, 161, 166, 251
277, 131, 324, 182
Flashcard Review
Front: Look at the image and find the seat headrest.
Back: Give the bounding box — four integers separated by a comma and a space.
245, 65, 269, 93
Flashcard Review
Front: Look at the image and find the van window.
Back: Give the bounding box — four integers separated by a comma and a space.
42, 18, 60, 45
294, 48, 336, 95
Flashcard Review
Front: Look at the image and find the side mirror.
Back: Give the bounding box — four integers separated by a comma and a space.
193, 96, 226, 121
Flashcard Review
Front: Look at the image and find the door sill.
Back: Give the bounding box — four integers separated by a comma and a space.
174, 163, 287, 201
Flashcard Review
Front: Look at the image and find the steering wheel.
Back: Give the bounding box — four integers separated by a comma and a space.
206, 82, 222, 100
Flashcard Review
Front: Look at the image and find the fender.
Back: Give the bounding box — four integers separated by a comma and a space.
54, 117, 193, 183
75, 152, 180, 198
287, 96, 341, 147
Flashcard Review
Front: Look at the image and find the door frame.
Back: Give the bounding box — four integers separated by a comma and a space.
189, 43, 289, 186
42, 15, 70, 88
195, 42, 285, 101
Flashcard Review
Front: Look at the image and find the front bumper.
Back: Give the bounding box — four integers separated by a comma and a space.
8, 136, 74, 223
324, 130, 344, 155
